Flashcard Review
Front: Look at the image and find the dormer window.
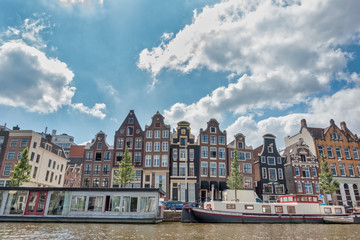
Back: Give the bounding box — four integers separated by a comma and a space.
210, 127, 216, 133
128, 118, 134, 124
97, 142, 102, 150
238, 142, 243, 149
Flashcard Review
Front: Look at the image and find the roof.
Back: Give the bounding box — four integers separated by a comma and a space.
306, 127, 325, 139
69, 145, 85, 157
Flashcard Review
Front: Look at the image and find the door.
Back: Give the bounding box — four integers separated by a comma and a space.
25, 191, 48, 215
172, 187, 178, 200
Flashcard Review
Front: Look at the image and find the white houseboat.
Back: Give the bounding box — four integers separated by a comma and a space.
182, 189, 359, 223
0, 187, 164, 223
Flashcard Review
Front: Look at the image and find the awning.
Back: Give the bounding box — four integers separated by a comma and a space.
210, 181, 218, 190
200, 181, 209, 190
219, 181, 228, 191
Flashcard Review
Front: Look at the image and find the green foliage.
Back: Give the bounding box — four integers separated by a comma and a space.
9, 147, 31, 187
113, 146, 136, 187
319, 154, 340, 197
227, 150, 243, 200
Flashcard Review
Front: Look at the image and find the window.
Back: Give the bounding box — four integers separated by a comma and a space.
173, 149, 178, 159
116, 138, 124, 149
297, 182, 303, 192
312, 168, 317, 177
145, 155, 151, 167
53, 161, 56, 169
97, 142, 102, 150
287, 206, 296, 214
122, 196, 138, 212
277, 157, 282, 164
218, 148, 225, 159
50, 172, 54, 182
180, 163, 186, 176
261, 156, 266, 163
238, 142, 243, 149
318, 146, 324, 155
263, 185, 272, 193
162, 155, 168, 167
17, 152, 21, 160
163, 130, 169, 138
33, 142, 37, 148
267, 157, 275, 165
189, 163, 195, 176
189, 149, 194, 159
210, 127, 216, 133
315, 183, 320, 193
86, 152, 93, 161
135, 139, 142, 149
180, 138, 186, 146
154, 142, 160, 152
7, 151, 15, 160
45, 171, 50, 181
268, 146, 273, 153
201, 135, 208, 143
268, 168, 277, 181
353, 148, 359, 159
244, 178, 252, 188
32, 166, 38, 178
102, 178, 109, 187
93, 165, 100, 175
127, 127, 134, 136
210, 147, 217, 158
219, 136, 225, 144
146, 131, 153, 138
327, 147, 333, 158
162, 142, 168, 151
275, 206, 283, 213
154, 155, 160, 167
103, 165, 110, 175
84, 165, 91, 174
278, 168, 283, 180
295, 167, 300, 176
3, 164, 12, 176
154, 130, 160, 138
104, 152, 111, 160
243, 164, 252, 174
275, 185, 284, 194
134, 152, 141, 163
92, 178, 99, 187
262, 205, 271, 213
245, 205, 254, 210
126, 138, 133, 148
83, 178, 90, 187
71, 196, 87, 211
210, 163, 217, 177
246, 152, 251, 159
344, 147, 351, 159
0, 136, 4, 148
10, 139, 18, 147
146, 142, 152, 152
201, 147, 208, 158
302, 168, 310, 178
219, 163, 225, 177
201, 162, 208, 176
172, 163, 178, 176
20, 139, 28, 147
4, 190, 27, 214
339, 164, 346, 176
348, 164, 355, 176
210, 136, 216, 144
239, 152, 245, 161
330, 163, 337, 176
48, 159, 52, 168
336, 147, 342, 159
95, 153, 102, 161
116, 152, 123, 164
128, 118, 134, 124
262, 167, 267, 179
305, 183, 313, 194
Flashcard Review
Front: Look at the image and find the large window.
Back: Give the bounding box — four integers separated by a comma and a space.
353, 148, 359, 159
20, 139, 28, 148
135, 139, 142, 149
304, 184, 313, 194
116, 138, 124, 149
163, 130, 169, 138
344, 147, 351, 159
243, 163, 252, 174
330, 163, 337, 176
348, 164, 355, 177
210, 136, 216, 144
327, 147, 334, 158
140, 197, 156, 212
180, 149, 186, 159
122, 196, 138, 212
210, 163, 217, 177
154, 142, 160, 152
210, 147, 217, 158
7, 151, 15, 160
201, 135, 208, 143
339, 164, 346, 176
93, 165, 100, 175
201, 162, 208, 176
162, 142, 168, 151
10, 139, 18, 147
172, 164, 178, 176
71, 196, 87, 211
219, 148, 225, 159
86, 152, 93, 161
262, 168, 267, 179
104, 152, 111, 160
295, 167, 300, 176
109, 196, 121, 212
3, 164, 12, 176
47, 191, 71, 215
173, 149, 178, 159
162, 155, 168, 167
219, 136, 225, 144
268, 168, 277, 181
302, 168, 310, 178
154, 130, 161, 138
154, 155, 160, 167
146, 142, 152, 152
4, 190, 27, 214
278, 168, 284, 180
219, 163, 225, 177
201, 147, 208, 158
312, 168, 317, 177
267, 157, 275, 165
88, 196, 104, 212
297, 182, 303, 192
84, 165, 91, 174
244, 178, 252, 188
179, 163, 186, 176
336, 147, 342, 159
146, 131, 153, 138
134, 152, 141, 163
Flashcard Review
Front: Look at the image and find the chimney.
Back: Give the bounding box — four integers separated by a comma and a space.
330, 119, 335, 125
12, 125, 20, 130
340, 121, 347, 131
44, 127, 48, 134
301, 119, 307, 128
52, 129, 57, 136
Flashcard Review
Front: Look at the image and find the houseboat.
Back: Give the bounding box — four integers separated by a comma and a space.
0, 187, 164, 223
182, 189, 358, 223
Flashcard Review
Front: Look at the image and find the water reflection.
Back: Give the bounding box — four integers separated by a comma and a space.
1, 222, 360, 239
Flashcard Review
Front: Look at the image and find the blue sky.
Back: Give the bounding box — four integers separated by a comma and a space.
1, 0, 360, 149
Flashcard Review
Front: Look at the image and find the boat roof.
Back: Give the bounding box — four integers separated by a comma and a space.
0, 187, 165, 194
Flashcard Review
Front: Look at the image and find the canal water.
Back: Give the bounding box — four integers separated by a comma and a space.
1, 222, 360, 239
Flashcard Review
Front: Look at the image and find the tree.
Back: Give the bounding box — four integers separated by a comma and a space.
113, 146, 136, 187
227, 150, 243, 201
319, 153, 340, 204
9, 147, 31, 187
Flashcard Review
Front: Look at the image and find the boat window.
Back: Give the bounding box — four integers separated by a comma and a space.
275, 206, 283, 213
313, 197, 317, 202
288, 196, 293, 202
324, 208, 332, 213
109, 196, 121, 212
226, 204, 236, 210
287, 206, 296, 214
335, 208, 342, 214
301, 196, 307, 202
122, 196, 138, 212
262, 205, 271, 213
71, 196, 87, 211
297, 196, 301, 202
4, 190, 28, 215
245, 205, 254, 210
283, 197, 288, 202
140, 196, 156, 212
47, 191, 71, 215
308, 197, 313, 202
88, 196, 104, 212
0, 191, 3, 208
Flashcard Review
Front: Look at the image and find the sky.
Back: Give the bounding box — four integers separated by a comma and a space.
1, 0, 360, 150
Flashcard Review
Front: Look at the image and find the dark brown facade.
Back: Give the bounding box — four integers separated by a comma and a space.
82, 131, 112, 187
143, 111, 170, 199
113, 110, 144, 187
227, 133, 255, 190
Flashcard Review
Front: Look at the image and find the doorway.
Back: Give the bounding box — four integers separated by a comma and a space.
25, 191, 48, 215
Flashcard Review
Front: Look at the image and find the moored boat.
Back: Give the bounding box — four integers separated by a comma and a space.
0, 187, 164, 223
182, 189, 357, 224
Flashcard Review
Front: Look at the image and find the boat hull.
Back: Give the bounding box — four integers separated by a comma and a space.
183, 207, 350, 224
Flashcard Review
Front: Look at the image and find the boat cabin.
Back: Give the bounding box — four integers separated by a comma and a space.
279, 195, 319, 203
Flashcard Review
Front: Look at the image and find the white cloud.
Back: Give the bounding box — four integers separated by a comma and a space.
71, 103, 106, 119
59, 0, 104, 7
0, 40, 75, 113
